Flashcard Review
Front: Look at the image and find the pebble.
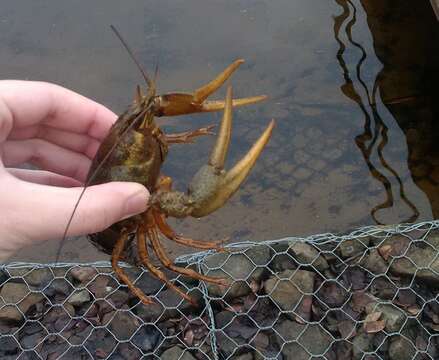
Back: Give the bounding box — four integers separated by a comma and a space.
67, 290, 91, 306
161, 346, 196, 360
264, 269, 315, 320
203, 245, 271, 299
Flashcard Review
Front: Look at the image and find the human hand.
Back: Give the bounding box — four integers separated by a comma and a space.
0, 80, 149, 261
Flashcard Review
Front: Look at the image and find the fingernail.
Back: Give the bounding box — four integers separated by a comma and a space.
124, 187, 149, 218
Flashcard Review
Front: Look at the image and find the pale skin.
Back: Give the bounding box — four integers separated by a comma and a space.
0, 80, 150, 262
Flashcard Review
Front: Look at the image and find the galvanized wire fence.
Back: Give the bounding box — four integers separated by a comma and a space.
1, 220, 439, 359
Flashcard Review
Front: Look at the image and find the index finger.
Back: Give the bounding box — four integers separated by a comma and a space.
0, 80, 117, 140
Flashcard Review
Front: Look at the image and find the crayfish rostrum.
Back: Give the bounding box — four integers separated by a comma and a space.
82, 53, 274, 304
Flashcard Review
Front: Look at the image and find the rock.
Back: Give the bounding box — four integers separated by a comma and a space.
108, 311, 140, 341
1, 283, 30, 303
251, 332, 269, 350
294, 150, 311, 164
233, 353, 253, 360
264, 270, 314, 320
84, 328, 117, 358
133, 271, 168, 295
0, 270, 7, 285
43, 278, 73, 299
134, 301, 165, 323
67, 290, 91, 306
161, 346, 196, 360
269, 253, 297, 272
308, 159, 326, 172
288, 242, 329, 272
388, 336, 416, 360
132, 325, 163, 353
352, 331, 374, 360
322, 148, 342, 161
107, 290, 130, 308
116, 342, 142, 360
275, 320, 332, 358
0, 303, 23, 323
0, 283, 44, 322
298, 324, 332, 357
389, 242, 439, 285
293, 167, 313, 180
316, 281, 348, 308
0, 336, 19, 356
216, 311, 235, 329
70, 267, 97, 283
217, 331, 240, 358
23, 268, 53, 290
361, 249, 388, 275
365, 303, 405, 333
338, 238, 370, 258
203, 245, 271, 299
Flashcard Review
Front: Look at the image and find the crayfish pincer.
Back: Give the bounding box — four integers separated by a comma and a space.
83, 58, 274, 305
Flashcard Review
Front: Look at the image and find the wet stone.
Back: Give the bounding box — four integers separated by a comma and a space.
322, 148, 343, 161
133, 270, 167, 296
132, 325, 163, 354
365, 302, 405, 333
203, 245, 271, 299
84, 328, 116, 358
388, 336, 416, 360
0, 283, 44, 323
338, 238, 370, 258
43, 278, 73, 299
70, 267, 97, 283
0, 304, 23, 323
288, 242, 329, 272
361, 249, 389, 275
161, 346, 196, 360
67, 289, 91, 306
0, 336, 20, 357
114, 342, 142, 360
108, 311, 140, 341
264, 269, 314, 320
352, 331, 374, 360
23, 268, 53, 290
134, 301, 165, 323
233, 353, 253, 360
293, 167, 313, 180
389, 242, 439, 284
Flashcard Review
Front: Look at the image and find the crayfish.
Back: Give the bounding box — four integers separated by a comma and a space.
69, 27, 274, 305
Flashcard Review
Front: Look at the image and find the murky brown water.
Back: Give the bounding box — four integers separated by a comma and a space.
2, 0, 438, 263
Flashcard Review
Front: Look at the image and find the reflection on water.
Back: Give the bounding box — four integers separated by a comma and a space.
333, 0, 420, 224
1, 0, 437, 262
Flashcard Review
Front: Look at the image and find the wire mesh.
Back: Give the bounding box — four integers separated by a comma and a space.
1, 220, 439, 359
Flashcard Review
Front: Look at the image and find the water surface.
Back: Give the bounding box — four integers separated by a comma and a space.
2, 0, 438, 262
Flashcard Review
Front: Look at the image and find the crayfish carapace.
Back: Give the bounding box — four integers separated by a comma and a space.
72, 29, 274, 305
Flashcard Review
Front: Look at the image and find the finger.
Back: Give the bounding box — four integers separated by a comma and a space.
7, 168, 82, 187
6, 180, 149, 244
8, 125, 102, 159
2, 139, 91, 182
0, 80, 117, 140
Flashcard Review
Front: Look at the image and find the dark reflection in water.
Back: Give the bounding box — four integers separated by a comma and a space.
333, 0, 420, 224
335, 0, 438, 222
358, 0, 439, 218
1, 0, 437, 262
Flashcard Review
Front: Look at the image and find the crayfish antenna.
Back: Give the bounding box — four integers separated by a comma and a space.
110, 25, 155, 94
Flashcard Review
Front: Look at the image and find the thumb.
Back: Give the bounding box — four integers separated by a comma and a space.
5, 178, 149, 246
66, 181, 150, 237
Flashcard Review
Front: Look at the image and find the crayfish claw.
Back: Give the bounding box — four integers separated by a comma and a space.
155, 59, 266, 117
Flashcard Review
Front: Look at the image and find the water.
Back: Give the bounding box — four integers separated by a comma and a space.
1, 0, 438, 262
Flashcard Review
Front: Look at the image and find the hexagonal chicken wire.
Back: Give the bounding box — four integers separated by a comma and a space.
1, 221, 439, 359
